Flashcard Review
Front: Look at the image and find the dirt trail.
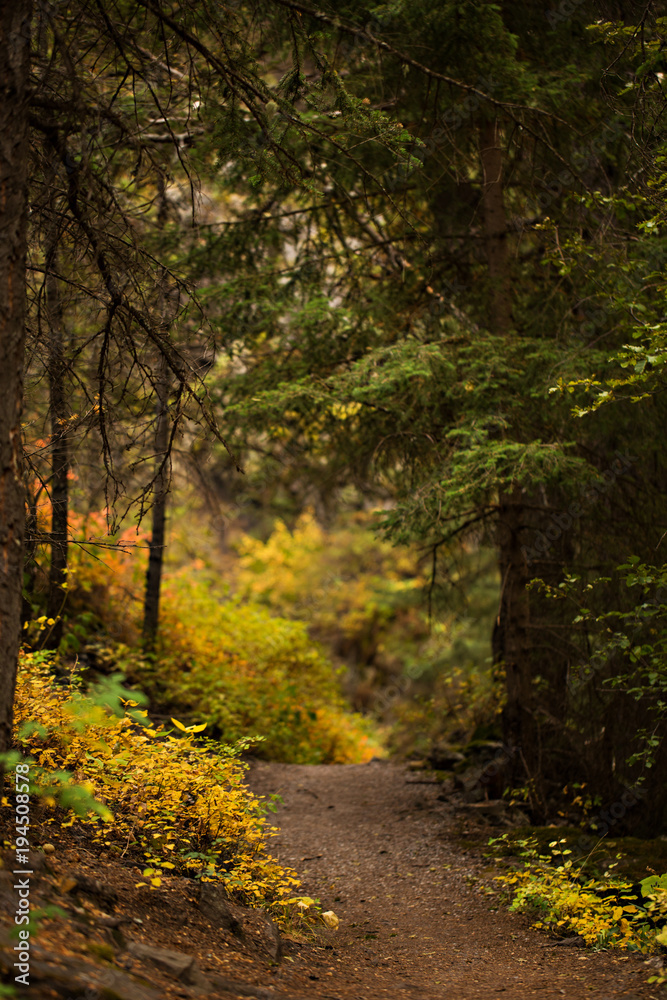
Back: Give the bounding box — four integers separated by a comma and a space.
245, 759, 656, 1000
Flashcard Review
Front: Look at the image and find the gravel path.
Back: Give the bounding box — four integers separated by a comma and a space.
245, 759, 656, 1000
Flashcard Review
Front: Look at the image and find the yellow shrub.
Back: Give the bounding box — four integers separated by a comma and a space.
14, 652, 302, 909
60, 514, 381, 764
155, 573, 381, 763
494, 838, 664, 953
234, 510, 501, 751
235, 510, 425, 655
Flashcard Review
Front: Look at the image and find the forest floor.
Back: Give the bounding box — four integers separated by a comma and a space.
243, 759, 657, 1000
0, 759, 660, 1000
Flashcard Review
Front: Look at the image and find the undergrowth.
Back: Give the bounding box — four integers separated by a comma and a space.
59, 512, 381, 764
12, 651, 310, 916
154, 574, 382, 763
234, 509, 500, 748
489, 833, 667, 956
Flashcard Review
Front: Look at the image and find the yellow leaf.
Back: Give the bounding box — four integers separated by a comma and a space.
612, 907, 623, 921
170, 718, 187, 731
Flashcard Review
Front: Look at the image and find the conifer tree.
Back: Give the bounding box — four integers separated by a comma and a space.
202, 0, 666, 819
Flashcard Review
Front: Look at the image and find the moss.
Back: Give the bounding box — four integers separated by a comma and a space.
86, 941, 115, 962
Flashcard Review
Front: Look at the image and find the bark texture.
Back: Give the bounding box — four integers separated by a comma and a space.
479, 118, 513, 336
480, 119, 539, 806
492, 491, 538, 802
142, 354, 170, 649
45, 241, 70, 649
0, 1, 31, 754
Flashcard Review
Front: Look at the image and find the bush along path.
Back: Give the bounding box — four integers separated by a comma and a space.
244, 760, 660, 1000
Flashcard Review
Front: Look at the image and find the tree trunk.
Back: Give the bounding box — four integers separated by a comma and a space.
0, 1, 31, 756
479, 118, 512, 336
22, 489, 39, 627
142, 352, 170, 649
493, 491, 540, 806
45, 239, 69, 649
480, 119, 540, 807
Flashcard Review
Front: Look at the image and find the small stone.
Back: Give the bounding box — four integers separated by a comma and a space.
198, 882, 244, 938
70, 873, 118, 909
126, 941, 209, 988
42, 844, 56, 855
261, 913, 282, 961
458, 800, 508, 816
427, 744, 466, 770
553, 935, 584, 947
322, 911, 339, 930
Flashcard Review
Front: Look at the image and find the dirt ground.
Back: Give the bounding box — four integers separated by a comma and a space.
243, 758, 660, 1000
0, 758, 661, 1000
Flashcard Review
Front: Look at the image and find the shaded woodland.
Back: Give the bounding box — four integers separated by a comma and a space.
1, 0, 667, 928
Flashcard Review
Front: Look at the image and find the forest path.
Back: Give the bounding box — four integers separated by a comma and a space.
245, 760, 654, 1000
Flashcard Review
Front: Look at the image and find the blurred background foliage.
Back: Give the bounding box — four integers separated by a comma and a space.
23, 488, 501, 763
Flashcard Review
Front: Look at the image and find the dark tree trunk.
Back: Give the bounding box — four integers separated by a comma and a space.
22, 490, 39, 628
479, 118, 512, 337
142, 353, 170, 649
45, 240, 69, 649
480, 119, 541, 808
0, 1, 31, 755
493, 491, 542, 809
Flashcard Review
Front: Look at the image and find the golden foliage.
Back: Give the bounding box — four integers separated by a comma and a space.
493, 837, 667, 953
14, 652, 305, 910
60, 512, 382, 764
